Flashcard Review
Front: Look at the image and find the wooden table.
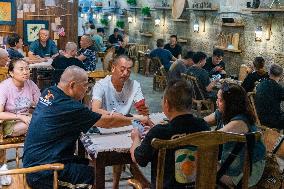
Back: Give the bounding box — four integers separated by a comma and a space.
80, 113, 166, 189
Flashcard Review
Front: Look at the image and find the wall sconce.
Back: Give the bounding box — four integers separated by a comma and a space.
108, 15, 112, 21
155, 17, 161, 26
255, 26, 262, 41
128, 15, 133, 23
193, 20, 199, 32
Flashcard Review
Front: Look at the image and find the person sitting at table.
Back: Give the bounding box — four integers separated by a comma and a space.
241, 57, 269, 93
168, 50, 195, 81
204, 83, 265, 188
51, 42, 86, 85
0, 48, 10, 67
77, 35, 97, 71
0, 59, 40, 137
255, 63, 284, 129
7, 33, 24, 59
108, 28, 125, 55
164, 35, 182, 59
23, 65, 150, 189
91, 28, 106, 52
92, 55, 150, 189
203, 48, 226, 78
28, 28, 59, 62
146, 39, 176, 76
187, 51, 218, 99
130, 80, 210, 188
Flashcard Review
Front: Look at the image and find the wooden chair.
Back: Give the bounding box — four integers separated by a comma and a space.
0, 67, 8, 82
128, 131, 262, 189
152, 58, 167, 91
135, 45, 148, 74
103, 47, 115, 71
181, 74, 214, 117
247, 92, 261, 126
0, 120, 25, 165
0, 143, 64, 189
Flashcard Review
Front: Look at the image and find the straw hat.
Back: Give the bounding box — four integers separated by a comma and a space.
172, 0, 186, 19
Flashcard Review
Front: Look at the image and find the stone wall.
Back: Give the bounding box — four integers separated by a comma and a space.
104, 0, 284, 76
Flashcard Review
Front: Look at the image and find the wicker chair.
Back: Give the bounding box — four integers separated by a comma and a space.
136, 45, 148, 74
152, 58, 167, 91
247, 92, 261, 126
181, 74, 214, 117
0, 67, 8, 82
102, 47, 115, 71
128, 131, 262, 189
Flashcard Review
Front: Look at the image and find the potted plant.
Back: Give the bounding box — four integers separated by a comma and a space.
141, 6, 151, 17
116, 20, 125, 30
100, 18, 109, 26
126, 0, 137, 6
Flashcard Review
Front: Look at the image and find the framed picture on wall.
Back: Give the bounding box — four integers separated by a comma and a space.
23, 20, 49, 45
0, 0, 16, 25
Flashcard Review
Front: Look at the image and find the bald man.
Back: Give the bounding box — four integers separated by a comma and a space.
0, 48, 10, 67
77, 35, 97, 71
23, 66, 149, 189
52, 42, 86, 85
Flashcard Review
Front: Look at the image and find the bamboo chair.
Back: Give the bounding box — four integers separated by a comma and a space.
181, 74, 214, 117
152, 57, 167, 91
0, 67, 8, 82
247, 92, 261, 126
128, 131, 262, 189
103, 47, 115, 71
136, 45, 148, 74
0, 143, 64, 189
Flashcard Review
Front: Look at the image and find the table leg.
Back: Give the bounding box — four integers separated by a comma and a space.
94, 155, 105, 189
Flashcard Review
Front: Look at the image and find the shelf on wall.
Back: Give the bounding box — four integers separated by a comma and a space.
154, 6, 171, 10
140, 32, 153, 37
178, 38, 188, 43
222, 23, 244, 27
143, 16, 152, 20
129, 6, 142, 9
171, 18, 188, 22
186, 8, 218, 11
215, 46, 242, 53
242, 8, 284, 13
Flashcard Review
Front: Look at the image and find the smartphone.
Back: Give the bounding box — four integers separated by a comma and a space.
132, 120, 144, 134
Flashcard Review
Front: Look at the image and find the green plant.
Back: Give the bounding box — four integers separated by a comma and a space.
116, 20, 125, 29
126, 0, 136, 6
100, 18, 109, 26
141, 6, 151, 16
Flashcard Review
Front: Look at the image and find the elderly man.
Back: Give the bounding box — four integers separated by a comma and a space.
164, 35, 182, 59
256, 63, 284, 129
203, 48, 226, 78
52, 42, 86, 85
77, 35, 97, 71
92, 55, 150, 189
28, 28, 58, 61
130, 80, 210, 188
23, 66, 148, 189
0, 48, 10, 67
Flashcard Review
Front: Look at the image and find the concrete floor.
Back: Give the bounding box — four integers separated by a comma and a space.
6, 60, 163, 189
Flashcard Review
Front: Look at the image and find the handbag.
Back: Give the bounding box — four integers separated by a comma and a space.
254, 128, 284, 189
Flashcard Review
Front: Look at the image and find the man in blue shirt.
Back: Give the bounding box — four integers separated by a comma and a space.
146, 39, 176, 75
28, 28, 58, 62
23, 66, 149, 189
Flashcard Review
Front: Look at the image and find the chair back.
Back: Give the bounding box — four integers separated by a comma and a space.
103, 47, 115, 71
181, 74, 205, 100
0, 67, 8, 82
88, 70, 110, 81
247, 92, 261, 126
151, 57, 163, 75
135, 44, 148, 54
0, 163, 64, 189
151, 131, 262, 189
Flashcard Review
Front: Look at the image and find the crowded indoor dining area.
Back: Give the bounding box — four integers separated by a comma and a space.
0, 0, 284, 188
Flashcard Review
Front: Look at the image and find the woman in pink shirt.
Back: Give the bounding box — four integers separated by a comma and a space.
0, 59, 40, 137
